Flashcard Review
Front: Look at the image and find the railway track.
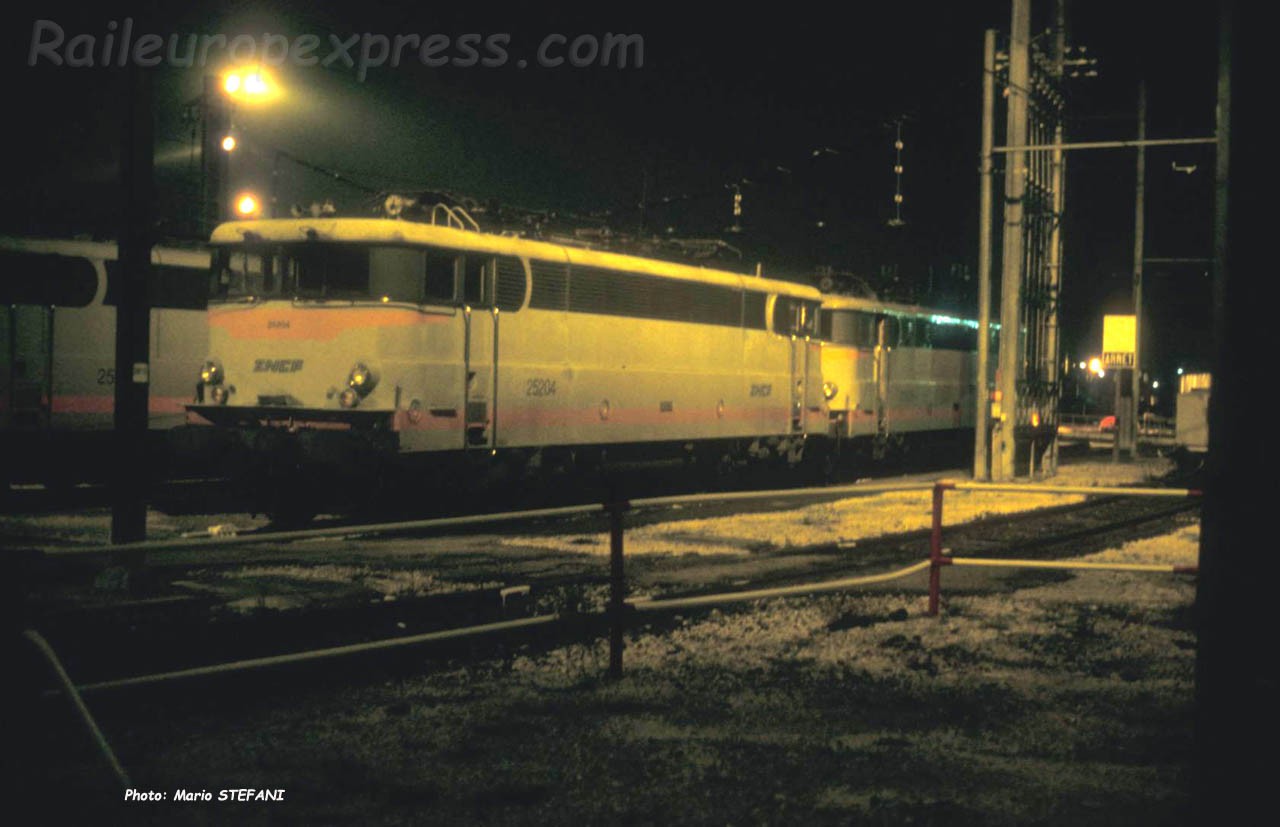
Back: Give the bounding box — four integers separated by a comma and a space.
22, 476, 1199, 695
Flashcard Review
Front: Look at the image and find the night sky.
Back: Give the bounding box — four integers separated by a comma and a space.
4, 0, 1220, 403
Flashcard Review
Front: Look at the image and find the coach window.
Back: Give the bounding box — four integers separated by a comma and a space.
0, 251, 97, 307
798, 301, 818, 336
369, 247, 425, 304
822, 309, 850, 344
880, 315, 899, 348
462, 255, 491, 307
771, 297, 792, 335
423, 250, 458, 305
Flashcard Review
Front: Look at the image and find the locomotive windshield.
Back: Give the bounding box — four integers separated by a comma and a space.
209, 243, 460, 304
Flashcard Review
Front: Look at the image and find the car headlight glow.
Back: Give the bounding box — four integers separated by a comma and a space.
823, 381, 838, 401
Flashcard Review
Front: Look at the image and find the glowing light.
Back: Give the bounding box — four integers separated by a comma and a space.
1078, 361, 1087, 370
235, 192, 261, 217
244, 72, 268, 96
200, 360, 223, 385
1088, 357, 1105, 377
348, 363, 377, 396
221, 66, 281, 104
1176, 367, 1184, 375
1152, 380, 1159, 389
221, 135, 237, 152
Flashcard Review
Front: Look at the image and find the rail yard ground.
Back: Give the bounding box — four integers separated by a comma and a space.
15, 455, 1200, 824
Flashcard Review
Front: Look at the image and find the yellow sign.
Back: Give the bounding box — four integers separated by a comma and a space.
1103, 315, 1136, 354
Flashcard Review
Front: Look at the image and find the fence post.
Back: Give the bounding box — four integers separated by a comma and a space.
928, 482, 955, 616
606, 500, 631, 678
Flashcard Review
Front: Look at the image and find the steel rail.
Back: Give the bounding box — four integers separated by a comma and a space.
74, 613, 558, 694
41, 479, 940, 558
628, 560, 932, 612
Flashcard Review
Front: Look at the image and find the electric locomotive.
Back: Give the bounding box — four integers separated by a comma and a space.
183, 209, 829, 510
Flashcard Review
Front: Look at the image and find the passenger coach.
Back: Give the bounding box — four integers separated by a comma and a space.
1, 236, 209, 486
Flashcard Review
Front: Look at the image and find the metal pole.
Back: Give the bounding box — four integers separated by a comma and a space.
1044, 0, 1067, 477
199, 74, 226, 237
996, 0, 1031, 480
974, 29, 997, 481
1130, 81, 1147, 459
1112, 370, 1121, 462
607, 501, 629, 678
23, 630, 132, 787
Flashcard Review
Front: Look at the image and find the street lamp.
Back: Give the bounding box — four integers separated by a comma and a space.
221, 66, 281, 105
235, 191, 262, 218
202, 66, 282, 231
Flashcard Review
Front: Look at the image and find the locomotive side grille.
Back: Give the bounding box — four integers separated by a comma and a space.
529, 260, 568, 310
494, 256, 527, 312
529, 257, 778, 331
567, 265, 742, 328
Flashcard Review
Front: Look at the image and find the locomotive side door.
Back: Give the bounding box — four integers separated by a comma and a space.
874, 314, 892, 438
787, 299, 816, 435
783, 303, 803, 435
461, 254, 497, 450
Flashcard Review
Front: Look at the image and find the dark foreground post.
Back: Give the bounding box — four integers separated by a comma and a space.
112, 59, 153, 544
607, 500, 631, 678
928, 482, 954, 616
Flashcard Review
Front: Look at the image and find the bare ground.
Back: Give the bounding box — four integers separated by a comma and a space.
31, 523, 1196, 826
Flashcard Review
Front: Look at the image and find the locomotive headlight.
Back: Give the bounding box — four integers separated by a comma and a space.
822, 381, 839, 401
200, 360, 224, 385
339, 387, 360, 409
347, 362, 378, 396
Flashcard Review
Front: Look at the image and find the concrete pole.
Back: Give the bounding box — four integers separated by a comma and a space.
996, 0, 1031, 480
974, 29, 997, 480
1129, 82, 1147, 458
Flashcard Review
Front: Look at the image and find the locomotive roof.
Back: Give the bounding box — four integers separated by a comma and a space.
210, 218, 823, 300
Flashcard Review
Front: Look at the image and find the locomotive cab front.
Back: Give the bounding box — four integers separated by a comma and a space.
187, 219, 520, 490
